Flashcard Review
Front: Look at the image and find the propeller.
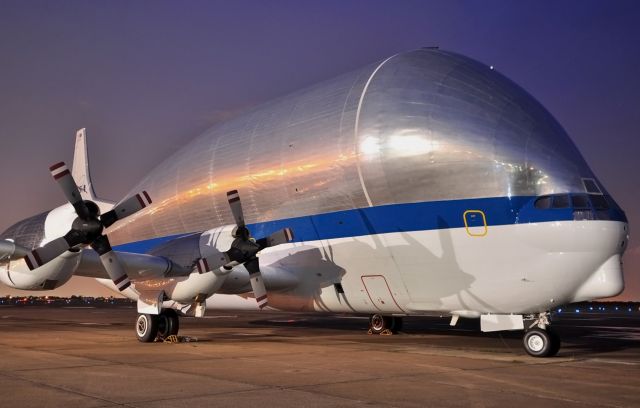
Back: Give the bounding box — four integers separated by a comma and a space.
23, 162, 152, 291
195, 189, 294, 309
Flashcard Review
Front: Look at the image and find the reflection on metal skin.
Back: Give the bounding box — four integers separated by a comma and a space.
108, 49, 596, 244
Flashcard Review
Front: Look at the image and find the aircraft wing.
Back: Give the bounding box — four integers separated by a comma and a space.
74, 248, 192, 281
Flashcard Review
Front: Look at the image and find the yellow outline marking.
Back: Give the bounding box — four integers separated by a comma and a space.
463, 210, 488, 237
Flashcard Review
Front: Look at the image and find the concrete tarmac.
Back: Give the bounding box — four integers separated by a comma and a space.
0, 306, 639, 407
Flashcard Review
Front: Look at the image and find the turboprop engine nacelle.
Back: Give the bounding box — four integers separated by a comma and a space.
141, 225, 239, 304
199, 224, 238, 262
0, 203, 81, 291
0, 250, 81, 290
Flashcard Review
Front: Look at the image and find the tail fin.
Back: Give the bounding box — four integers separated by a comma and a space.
71, 128, 97, 200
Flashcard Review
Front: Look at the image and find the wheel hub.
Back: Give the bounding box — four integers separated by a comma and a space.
371, 315, 384, 331
136, 316, 147, 337
527, 334, 544, 352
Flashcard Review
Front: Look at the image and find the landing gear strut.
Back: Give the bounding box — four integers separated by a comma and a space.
135, 309, 180, 342
369, 314, 403, 334
522, 312, 560, 357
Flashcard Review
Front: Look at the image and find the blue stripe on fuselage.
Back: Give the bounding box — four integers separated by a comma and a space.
112, 195, 626, 254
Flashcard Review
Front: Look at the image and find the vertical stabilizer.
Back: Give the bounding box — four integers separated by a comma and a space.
71, 128, 97, 200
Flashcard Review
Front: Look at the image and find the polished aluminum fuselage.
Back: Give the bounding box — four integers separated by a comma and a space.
109, 49, 596, 245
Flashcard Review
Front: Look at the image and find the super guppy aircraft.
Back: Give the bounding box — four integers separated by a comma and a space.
0, 48, 629, 357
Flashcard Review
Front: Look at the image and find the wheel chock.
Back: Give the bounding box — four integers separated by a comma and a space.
367, 328, 395, 336
160, 335, 198, 343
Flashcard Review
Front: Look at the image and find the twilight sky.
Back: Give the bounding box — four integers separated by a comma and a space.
0, 0, 638, 300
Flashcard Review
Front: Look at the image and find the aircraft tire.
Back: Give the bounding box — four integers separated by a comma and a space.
391, 316, 403, 333
523, 327, 554, 357
168, 311, 180, 336
369, 314, 393, 334
136, 314, 159, 343
547, 327, 561, 357
157, 310, 180, 339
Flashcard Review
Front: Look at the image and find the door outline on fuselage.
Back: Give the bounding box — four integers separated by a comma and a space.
463, 210, 488, 237
360, 275, 405, 313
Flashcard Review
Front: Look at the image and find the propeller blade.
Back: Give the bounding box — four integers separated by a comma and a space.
22, 231, 81, 270
90, 235, 131, 291
257, 228, 294, 249
244, 257, 268, 309
49, 162, 90, 219
226, 190, 245, 229
195, 253, 231, 274
101, 191, 152, 228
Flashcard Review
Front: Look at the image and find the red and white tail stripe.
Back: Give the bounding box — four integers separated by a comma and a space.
23, 250, 43, 270
196, 258, 210, 274
49, 162, 71, 180
113, 274, 131, 291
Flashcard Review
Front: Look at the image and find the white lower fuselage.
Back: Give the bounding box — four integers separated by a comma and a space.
175, 219, 627, 316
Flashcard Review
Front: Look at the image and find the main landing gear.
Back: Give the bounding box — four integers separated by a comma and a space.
368, 313, 403, 334
136, 309, 180, 342
522, 313, 560, 357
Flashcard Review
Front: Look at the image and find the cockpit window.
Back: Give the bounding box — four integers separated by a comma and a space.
582, 178, 602, 195
528, 192, 619, 222
589, 194, 609, 210
534, 196, 552, 209
551, 194, 570, 209
571, 194, 590, 210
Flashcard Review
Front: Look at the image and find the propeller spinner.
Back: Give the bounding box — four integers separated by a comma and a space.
195, 189, 294, 309
23, 162, 152, 291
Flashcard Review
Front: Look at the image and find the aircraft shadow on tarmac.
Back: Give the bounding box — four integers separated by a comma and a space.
238, 313, 640, 356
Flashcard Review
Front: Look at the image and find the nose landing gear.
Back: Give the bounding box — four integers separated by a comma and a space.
523, 327, 561, 357
522, 312, 561, 357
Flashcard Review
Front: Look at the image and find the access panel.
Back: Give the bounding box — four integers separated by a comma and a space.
361, 275, 404, 313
